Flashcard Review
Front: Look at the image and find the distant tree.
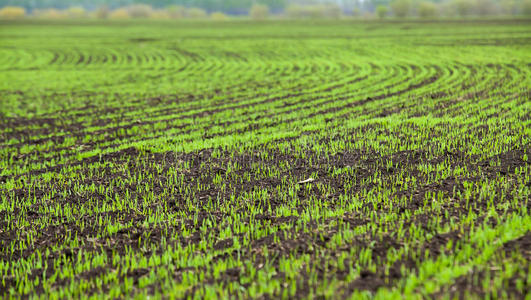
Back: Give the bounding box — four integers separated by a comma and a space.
391, 0, 411, 17
0, 6, 26, 19
66, 6, 87, 18
417, 1, 438, 18
151, 9, 170, 19
475, 0, 497, 15
451, 0, 475, 16
186, 7, 207, 19
33, 8, 66, 19
522, 0, 531, 15
109, 8, 130, 19
126, 4, 153, 18
210, 11, 229, 20
285, 4, 342, 19
369, 0, 393, 11
321, 4, 342, 18
94, 5, 110, 19
249, 4, 270, 20
285, 4, 304, 18
376, 5, 388, 18
166, 5, 186, 19
499, 0, 516, 15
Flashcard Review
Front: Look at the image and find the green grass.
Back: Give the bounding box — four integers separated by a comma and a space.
0, 19, 530, 299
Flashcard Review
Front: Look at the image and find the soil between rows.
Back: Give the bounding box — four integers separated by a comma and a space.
1, 143, 529, 297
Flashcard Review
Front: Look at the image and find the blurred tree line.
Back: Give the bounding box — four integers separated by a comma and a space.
0, 0, 286, 13
1, 0, 530, 18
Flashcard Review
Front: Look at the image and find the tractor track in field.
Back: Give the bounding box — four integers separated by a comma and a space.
0, 68, 455, 171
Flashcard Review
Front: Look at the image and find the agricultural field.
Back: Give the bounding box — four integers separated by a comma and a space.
0, 19, 530, 299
